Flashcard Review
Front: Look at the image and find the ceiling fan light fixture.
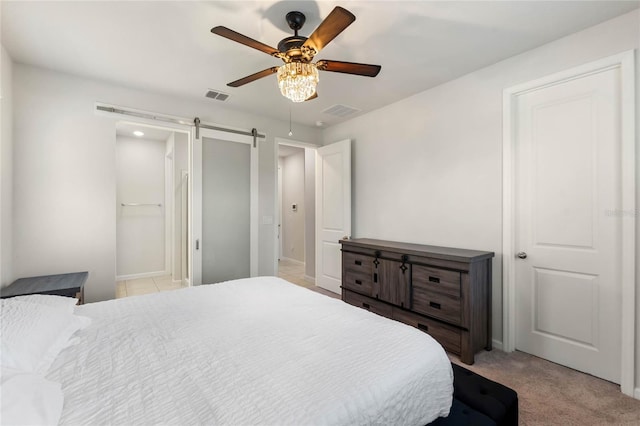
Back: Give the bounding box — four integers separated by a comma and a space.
277, 62, 319, 103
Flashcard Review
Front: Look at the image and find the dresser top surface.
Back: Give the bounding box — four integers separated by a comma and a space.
1, 272, 88, 298
340, 238, 494, 262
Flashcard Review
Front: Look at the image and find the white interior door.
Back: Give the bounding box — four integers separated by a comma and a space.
315, 139, 351, 294
514, 66, 622, 383
191, 127, 258, 285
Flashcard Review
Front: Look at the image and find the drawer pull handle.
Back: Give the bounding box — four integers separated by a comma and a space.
355, 279, 362, 285
429, 276, 440, 283
430, 301, 441, 310
355, 260, 362, 265
362, 303, 370, 310
418, 323, 429, 332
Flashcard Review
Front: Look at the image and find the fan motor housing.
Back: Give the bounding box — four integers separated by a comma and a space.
278, 35, 307, 54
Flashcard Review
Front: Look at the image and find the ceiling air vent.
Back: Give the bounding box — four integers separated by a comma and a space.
322, 104, 361, 117
205, 89, 230, 101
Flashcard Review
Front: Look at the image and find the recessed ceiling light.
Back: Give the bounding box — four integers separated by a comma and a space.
133, 130, 144, 137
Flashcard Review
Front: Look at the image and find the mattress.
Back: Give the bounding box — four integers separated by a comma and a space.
47, 277, 453, 425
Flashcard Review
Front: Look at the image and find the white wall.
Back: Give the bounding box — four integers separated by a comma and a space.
12, 64, 321, 302
281, 150, 305, 263
116, 135, 166, 277
304, 148, 316, 280
322, 9, 640, 387
0, 46, 13, 288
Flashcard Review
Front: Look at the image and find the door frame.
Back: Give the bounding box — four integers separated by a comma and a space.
273, 137, 319, 276
502, 50, 636, 396
193, 127, 259, 285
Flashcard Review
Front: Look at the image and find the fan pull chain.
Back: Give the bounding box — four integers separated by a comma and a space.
288, 107, 293, 136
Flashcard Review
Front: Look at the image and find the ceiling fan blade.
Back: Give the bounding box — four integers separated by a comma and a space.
302, 7, 355, 54
305, 92, 318, 101
316, 60, 381, 77
227, 67, 279, 87
211, 26, 280, 56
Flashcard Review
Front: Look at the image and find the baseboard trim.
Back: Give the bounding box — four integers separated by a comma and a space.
492, 339, 504, 351
634, 387, 640, 400
116, 270, 167, 281
280, 257, 304, 266
303, 275, 316, 284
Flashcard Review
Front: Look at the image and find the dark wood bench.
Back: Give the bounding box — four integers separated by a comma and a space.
429, 363, 518, 426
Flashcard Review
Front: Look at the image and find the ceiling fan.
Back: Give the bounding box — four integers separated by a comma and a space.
211, 6, 382, 103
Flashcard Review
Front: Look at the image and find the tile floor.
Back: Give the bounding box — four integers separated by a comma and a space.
116, 274, 187, 299
277, 258, 339, 299
115, 262, 339, 300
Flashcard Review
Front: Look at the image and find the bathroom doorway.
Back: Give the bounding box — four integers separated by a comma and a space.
115, 122, 190, 297
276, 139, 316, 286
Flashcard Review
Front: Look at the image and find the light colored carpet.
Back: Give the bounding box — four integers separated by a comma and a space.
450, 350, 640, 425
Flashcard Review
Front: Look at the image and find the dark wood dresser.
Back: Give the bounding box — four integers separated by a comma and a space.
1, 272, 87, 304
340, 238, 494, 364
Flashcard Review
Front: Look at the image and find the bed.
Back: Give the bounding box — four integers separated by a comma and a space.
2, 276, 454, 425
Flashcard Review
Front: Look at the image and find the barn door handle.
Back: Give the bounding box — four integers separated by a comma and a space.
400, 255, 408, 274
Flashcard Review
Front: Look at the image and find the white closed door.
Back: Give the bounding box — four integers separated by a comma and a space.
514, 66, 622, 383
316, 139, 351, 294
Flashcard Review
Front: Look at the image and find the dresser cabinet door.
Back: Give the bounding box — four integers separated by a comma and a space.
375, 259, 410, 308
342, 252, 375, 296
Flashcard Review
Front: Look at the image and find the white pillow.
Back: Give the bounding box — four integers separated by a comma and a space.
1, 299, 91, 373
10, 294, 78, 314
1, 368, 64, 426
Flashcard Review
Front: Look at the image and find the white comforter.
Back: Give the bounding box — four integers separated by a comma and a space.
48, 277, 452, 425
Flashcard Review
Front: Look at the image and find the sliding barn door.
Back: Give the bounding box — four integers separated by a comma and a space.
192, 128, 258, 285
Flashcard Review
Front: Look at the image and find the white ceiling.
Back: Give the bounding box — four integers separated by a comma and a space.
2, 1, 638, 127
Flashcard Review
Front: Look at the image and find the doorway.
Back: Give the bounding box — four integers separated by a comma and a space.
276, 140, 316, 286
503, 51, 635, 394
115, 122, 190, 297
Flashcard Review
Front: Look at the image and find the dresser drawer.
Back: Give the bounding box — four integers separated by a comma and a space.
343, 252, 374, 275
413, 265, 461, 298
343, 271, 375, 295
392, 308, 461, 354
343, 290, 393, 317
412, 287, 461, 325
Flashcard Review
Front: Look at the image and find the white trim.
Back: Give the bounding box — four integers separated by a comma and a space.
618, 51, 636, 398
280, 257, 304, 266
491, 339, 504, 352
635, 388, 640, 400
303, 275, 316, 284
116, 270, 167, 281
502, 50, 636, 397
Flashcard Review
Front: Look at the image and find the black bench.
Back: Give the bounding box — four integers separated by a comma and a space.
429, 363, 518, 426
